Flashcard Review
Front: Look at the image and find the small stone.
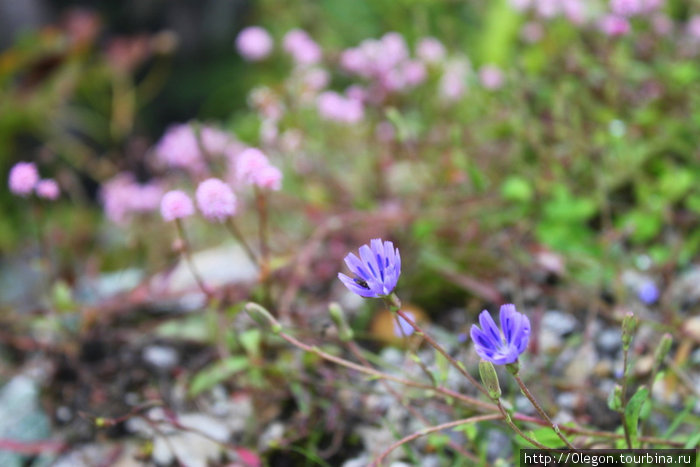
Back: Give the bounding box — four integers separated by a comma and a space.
486, 429, 511, 461
682, 316, 700, 343
142, 345, 178, 370
593, 359, 613, 378
634, 355, 654, 376
597, 329, 622, 355
542, 311, 579, 336
556, 392, 578, 410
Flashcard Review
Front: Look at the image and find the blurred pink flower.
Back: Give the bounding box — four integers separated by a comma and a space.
440, 59, 469, 101
234, 148, 283, 190
200, 126, 237, 156
687, 16, 700, 40
301, 67, 330, 92
101, 173, 163, 224
283, 29, 322, 65
345, 85, 367, 102
521, 22, 544, 43
402, 60, 427, 87
8, 161, 39, 196
599, 15, 631, 36
651, 14, 673, 36
610, 0, 644, 17
376, 121, 395, 142
479, 65, 504, 90
509, 0, 532, 12
254, 165, 283, 191
317, 91, 364, 123
155, 124, 205, 173
416, 37, 446, 64
236, 26, 273, 61
196, 178, 237, 222
160, 190, 194, 222
36, 179, 60, 200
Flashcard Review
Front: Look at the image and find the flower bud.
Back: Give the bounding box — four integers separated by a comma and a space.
653, 333, 672, 368
479, 360, 502, 400
607, 384, 623, 412
328, 302, 354, 342
622, 312, 638, 350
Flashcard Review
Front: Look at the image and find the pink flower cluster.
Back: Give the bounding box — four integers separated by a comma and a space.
235, 26, 273, 61
195, 178, 237, 222
340, 32, 427, 99
317, 91, 364, 124
160, 190, 195, 222
8, 161, 60, 200
154, 123, 240, 173
234, 148, 283, 191
101, 173, 163, 224
283, 29, 322, 65
509, 0, 586, 24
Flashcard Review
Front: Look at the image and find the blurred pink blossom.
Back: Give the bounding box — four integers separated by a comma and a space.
687, 16, 700, 40
479, 65, 504, 90
317, 91, 364, 123
8, 161, 39, 196
283, 29, 322, 65
440, 59, 469, 101
155, 124, 205, 173
236, 26, 273, 61
521, 22, 544, 43
196, 178, 237, 221
599, 15, 631, 36
416, 37, 446, 64
36, 179, 60, 200
160, 190, 194, 222
101, 173, 163, 224
234, 148, 283, 190
610, 0, 644, 17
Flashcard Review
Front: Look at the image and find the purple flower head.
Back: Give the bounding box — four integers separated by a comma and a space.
338, 238, 401, 298
195, 178, 237, 222
236, 26, 273, 61
637, 280, 659, 305
160, 190, 194, 222
8, 162, 39, 196
36, 179, 60, 200
470, 304, 531, 365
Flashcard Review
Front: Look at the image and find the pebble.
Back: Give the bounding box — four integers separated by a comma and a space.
596, 329, 622, 355
142, 345, 179, 370
682, 316, 700, 343
542, 311, 579, 336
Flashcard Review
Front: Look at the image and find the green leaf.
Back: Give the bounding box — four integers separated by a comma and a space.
239, 329, 262, 359
501, 176, 534, 202
624, 386, 649, 448
189, 356, 249, 397
684, 431, 700, 449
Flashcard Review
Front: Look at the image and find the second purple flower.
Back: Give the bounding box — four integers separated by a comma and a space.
338, 238, 401, 298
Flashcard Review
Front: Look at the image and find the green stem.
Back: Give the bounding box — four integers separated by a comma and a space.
513, 373, 576, 449
174, 219, 211, 297
386, 294, 489, 399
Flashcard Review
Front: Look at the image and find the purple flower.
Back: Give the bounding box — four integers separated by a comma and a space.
8, 162, 39, 196
470, 304, 531, 365
160, 190, 194, 222
195, 178, 237, 222
236, 26, 273, 61
637, 280, 659, 305
36, 179, 60, 200
338, 239, 401, 298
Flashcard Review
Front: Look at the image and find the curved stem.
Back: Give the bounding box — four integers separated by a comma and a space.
371, 414, 501, 466
495, 399, 549, 449
386, 294, 489, 399
513, 374, 576, 449
225, 217, 259, 266
174, 219, 212, 297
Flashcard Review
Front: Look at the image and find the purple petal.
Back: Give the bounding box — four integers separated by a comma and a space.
344, 253, 371, 281
499, 304, 517, 342
359, 244, 381, 281
478, 310, 502, 347
338, 273, 378, 298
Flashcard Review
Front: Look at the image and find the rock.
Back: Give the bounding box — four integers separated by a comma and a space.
682, 316, 700, 343
542, 311, 579, 336
486, 429, 511, 461
596, 329, 622, 355
142, 345, 179, 371
150, 243, 258, 296
0, 374, 52, 467
258, 422, 285, 451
